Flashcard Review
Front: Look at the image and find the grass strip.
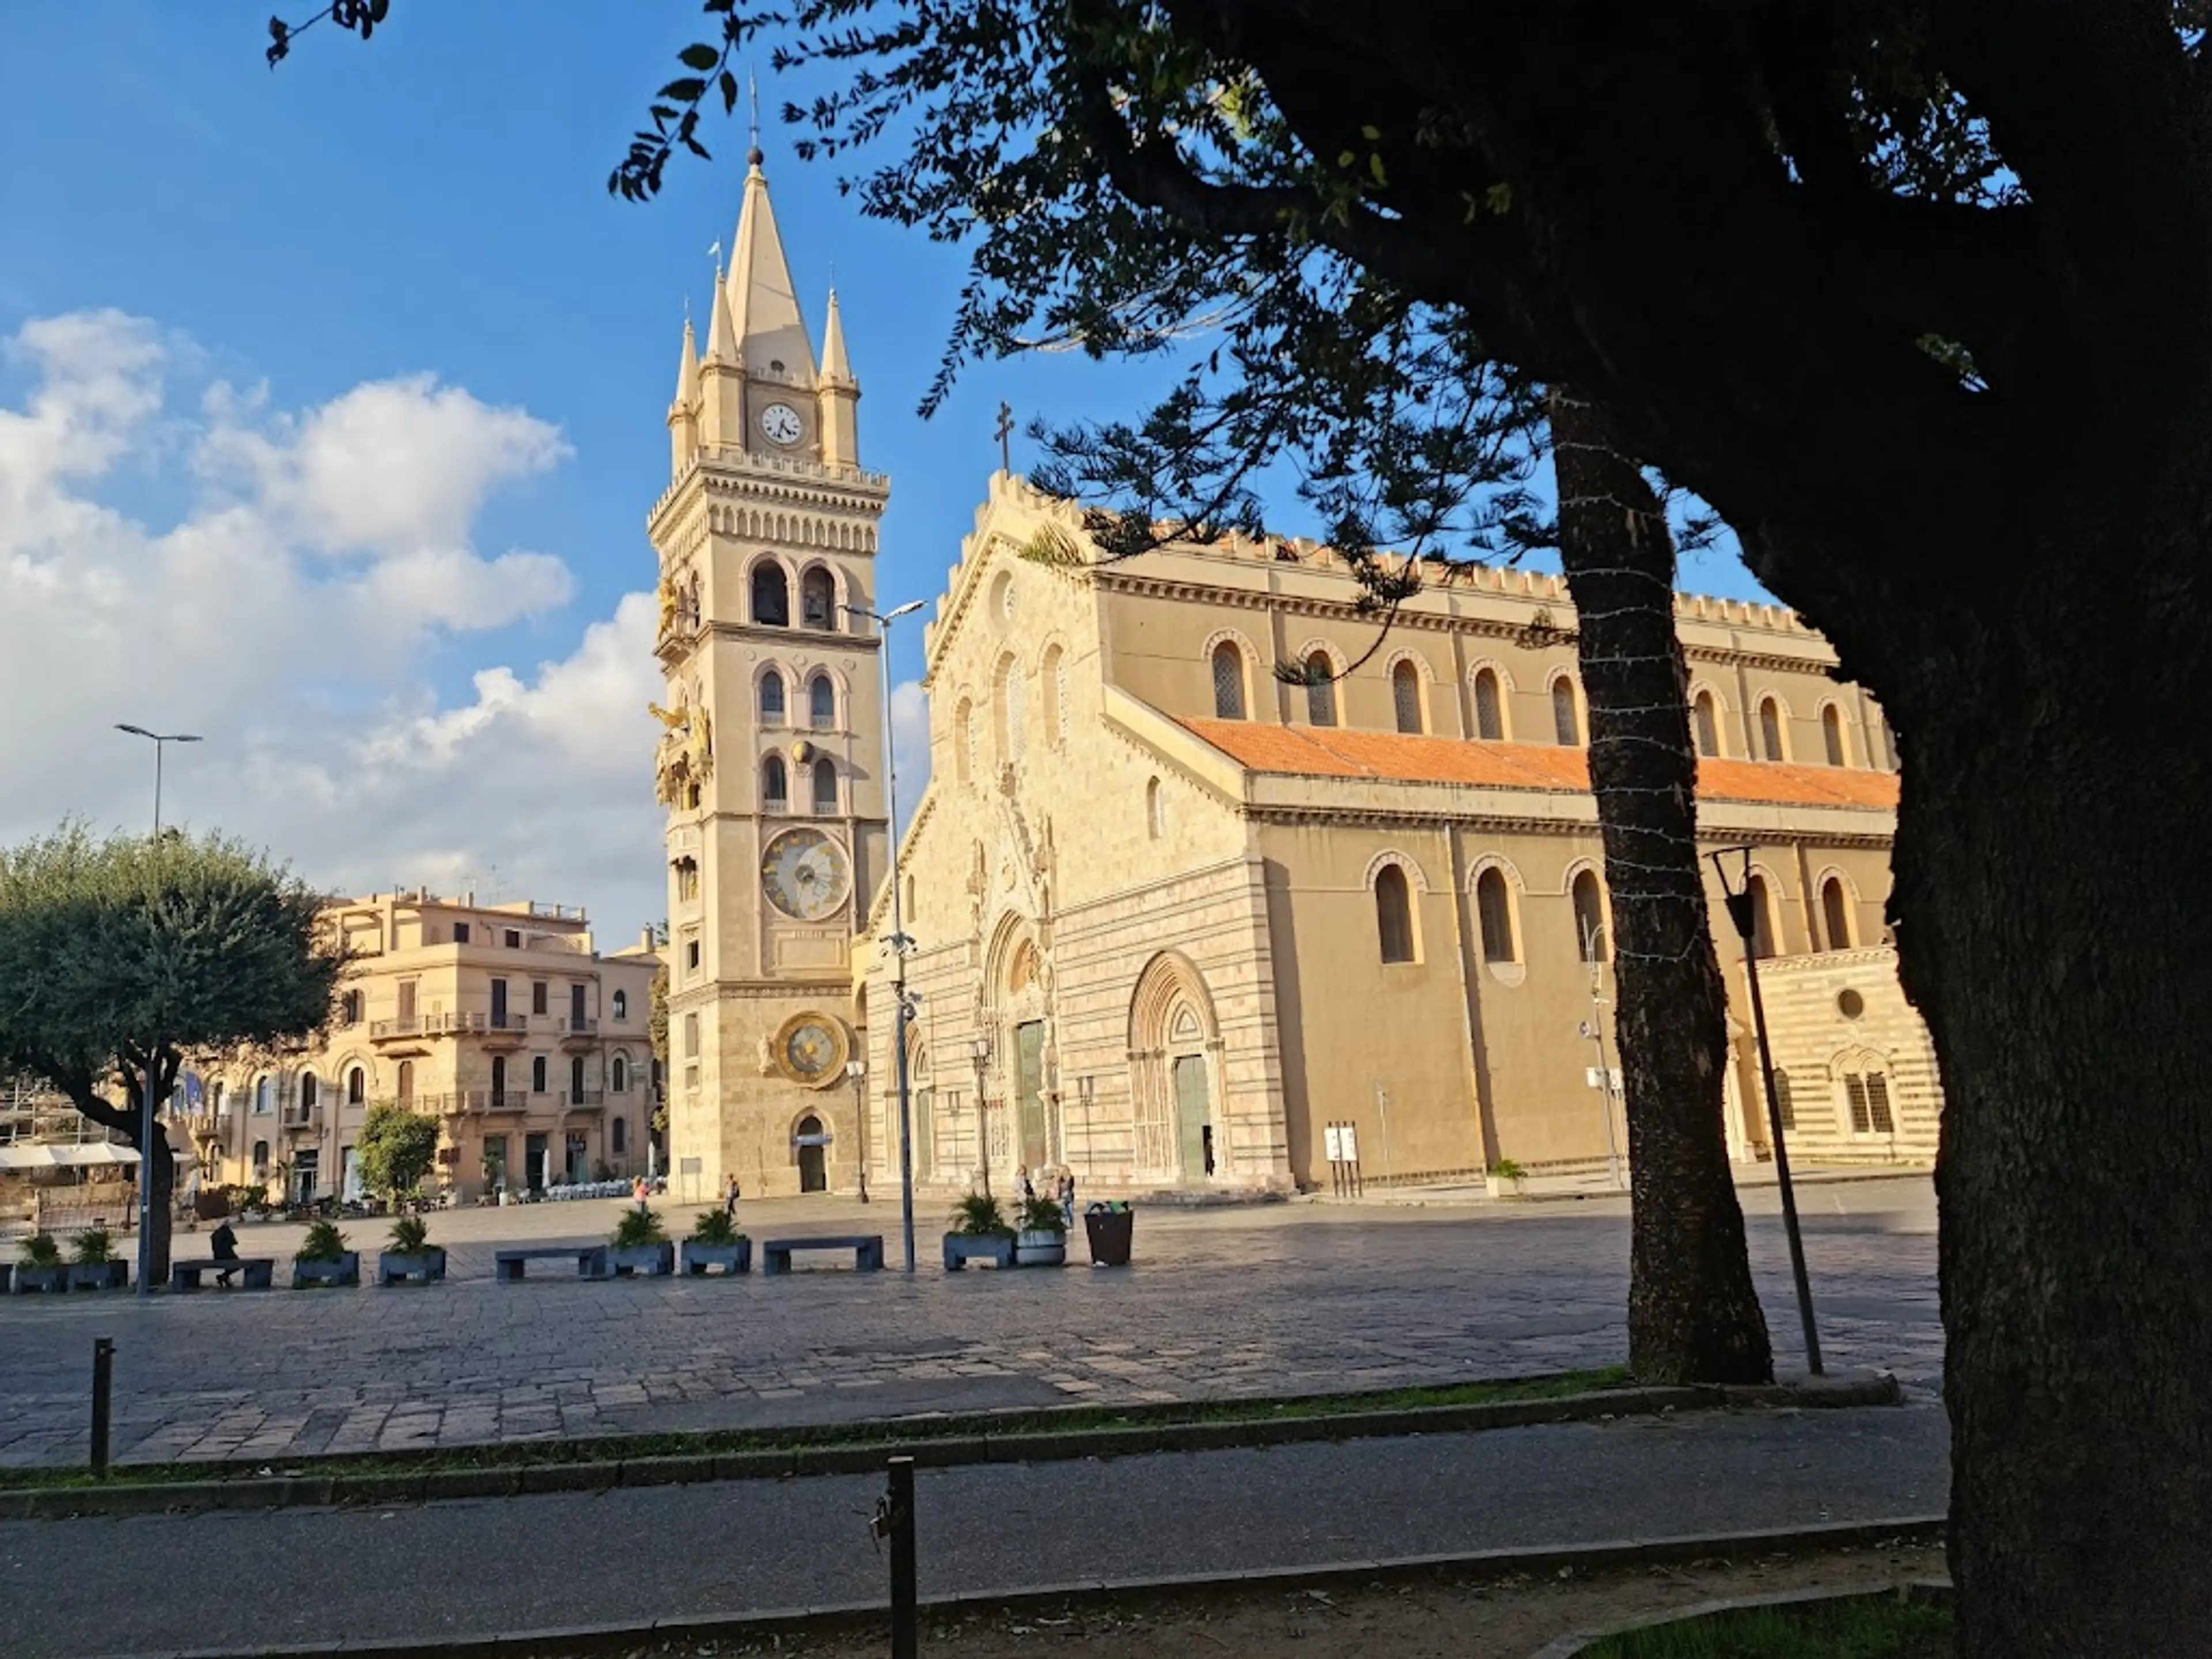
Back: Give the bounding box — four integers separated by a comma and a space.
0, 1364, 1632, 1491
1581, 1594, 1952, 1658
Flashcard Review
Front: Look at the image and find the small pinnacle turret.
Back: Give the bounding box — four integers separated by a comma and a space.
674, 315, 700, 406
821, 289, 855, 388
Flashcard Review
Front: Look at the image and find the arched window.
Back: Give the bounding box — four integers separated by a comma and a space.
1211, 642, 1246, 719
1374, 864, 1415, 963
396, 1060, 414, 1102
1771, 1069, 1796, 1130
800, 566, 836, 629
762, 755, 789, 812
1745, 873, 1778, 959
1552, 677, 1581, 746
1146, 777, 1165, 839
1476, 868, 1517, 963
532, 1055, 548, 1093
813, 757, 839, 813
1033, 644, 1067, 745
1693, 691, 1721, 758
751, 561, 790, 627
1304, 653, 1337, 726
954, 697, 974, 785
1821, 704, 1847, 767
210, 1081, 226, 1118
1821, 876, 1854, 950
346, 1066, 365, 1107
339, 989, 362, 1025
1571, 869, 1607, 962
1759, 697, 1786, 761
611, 1117, 627, 1155
1845, 1068, 1896, 1135
570, 1055, 586, 1101
612, 1055, 628, 1093
1391, 660, 1423, 733
809, 673, 836, 730
298, 1073, 319, 1119
252, 1139, 270, 1172
759, 670, 786, 725
612, 990, 627, 1021
255, 1075, 272, 1114
997, 657, 1026, 762
1473, 669, 1504, 740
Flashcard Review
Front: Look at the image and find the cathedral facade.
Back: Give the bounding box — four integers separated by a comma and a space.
652, 147, 889, 1201
854, 476, 1935, 1197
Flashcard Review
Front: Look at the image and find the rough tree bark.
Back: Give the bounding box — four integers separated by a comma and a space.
58, 1052, 179, 1286
1550, 388, 1772, 1385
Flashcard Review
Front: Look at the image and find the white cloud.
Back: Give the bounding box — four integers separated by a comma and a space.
0, 309, 665, 938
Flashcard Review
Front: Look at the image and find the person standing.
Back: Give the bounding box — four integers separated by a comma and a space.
1017, 1165, 1036, 1207
1056, 1167, 1076, 1230
724, 1173, 741, 1221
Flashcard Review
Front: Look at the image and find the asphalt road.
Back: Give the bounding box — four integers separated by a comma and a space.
0, 1401, 1950, 1659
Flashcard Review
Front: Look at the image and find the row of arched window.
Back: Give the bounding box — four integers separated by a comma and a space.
222, 1048, 642, 1116
757, 667, 840, 730
750, 560, 855, 632
761, 753, 844, 815
1692, 688, 1863, 768
952, 643, 1071, 785
1771, 1063, 1896, 1137
1369, 859, 1859, 969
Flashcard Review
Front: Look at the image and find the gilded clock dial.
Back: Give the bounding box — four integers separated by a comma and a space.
782, 1018, 843, 1082
759, 402, 804, 447
760, 826, 851, 922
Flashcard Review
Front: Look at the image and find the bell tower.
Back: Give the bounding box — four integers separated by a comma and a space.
649, 142, 892, 1199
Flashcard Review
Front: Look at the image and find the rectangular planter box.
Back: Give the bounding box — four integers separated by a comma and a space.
377, 1248, 447, 1285
11, 1264, 68, 1295
291, 1252, 361, 1289
681, 1239, 751, 1275
943, 1232, 1016, 1271
606, 1242, 675, 1277
1014, 1228, 1068, 1267
67, 1262, 128, 1291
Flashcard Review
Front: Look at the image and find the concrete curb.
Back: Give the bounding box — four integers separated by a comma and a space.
0, 1370, 1899, 1522
1531, 1575, 1955, 1656
102, 1513, 1948, 1659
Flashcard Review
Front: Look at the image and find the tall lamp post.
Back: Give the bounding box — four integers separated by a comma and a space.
971, 1035, 993, 1199
845, 1058, 870, 1203
1709, 844, 1824, 1376
843, 599, 927, 1272
1577, 919, 1627, 1192
115, 723, 201, 1297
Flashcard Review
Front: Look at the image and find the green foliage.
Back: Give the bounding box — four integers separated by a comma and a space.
1017, 1195, 1068, 1234
71, 1228, 115, 1265
689, 1209, 742, 1245
18, 1232, 61, 1269
1580, 1594, 1952, 1658
952, 1193, 1012, 1237
295, 1220, 350, 1264
647, 968, 668, 1069
1490, 1158, 1527, 1182
611, 1205, 668, 1249
387, 1214, 430, 1255
354, 1103, 440, 1200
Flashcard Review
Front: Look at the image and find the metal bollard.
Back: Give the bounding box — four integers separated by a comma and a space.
888, 1455, 917, 1658
90, 1337, 114, 1476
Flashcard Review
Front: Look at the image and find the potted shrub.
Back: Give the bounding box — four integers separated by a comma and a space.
1485, 1158, 1529, 1199
291, 1219, 361, 1288
14, 1232, 69, 1295
377, 1214, 446, 1285
68, 1228, 128, 1291
942, 1193, 1017, 1270
681, 1209, 751, 1275
606, 1204, 675, 1276
1014, 1195, 1069, 1268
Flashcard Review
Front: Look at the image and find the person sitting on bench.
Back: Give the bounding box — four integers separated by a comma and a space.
209, 1220, 240, 1287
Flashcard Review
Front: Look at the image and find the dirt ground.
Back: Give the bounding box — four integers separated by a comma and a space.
563, 1538, 1946, 1659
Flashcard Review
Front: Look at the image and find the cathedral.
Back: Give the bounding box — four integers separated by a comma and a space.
655, 159, 1940, 1203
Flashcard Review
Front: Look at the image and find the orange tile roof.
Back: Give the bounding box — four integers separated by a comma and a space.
1176, 719, 1900, 812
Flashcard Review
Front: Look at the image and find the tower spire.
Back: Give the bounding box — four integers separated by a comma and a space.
723, 137, 817, 382
675, 313, 700, 406
822, 287, 854, 387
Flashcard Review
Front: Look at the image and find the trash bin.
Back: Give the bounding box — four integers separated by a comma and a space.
1082, 1203, 1134, 1267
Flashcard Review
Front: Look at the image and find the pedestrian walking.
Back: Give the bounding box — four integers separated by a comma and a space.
1056, 1167, 1076, 1230
724, 1174, 741, 1220
632, 1174, 649, 1211
1017, 1165, 1036, 1208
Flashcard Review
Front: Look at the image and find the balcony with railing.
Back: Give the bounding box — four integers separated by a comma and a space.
558, 1016, 599, 1046
372, 1011, 490, 1044
481, 1012, 529, 1046
561, 1090, 606, 1113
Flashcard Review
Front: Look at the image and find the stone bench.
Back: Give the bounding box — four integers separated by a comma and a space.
942, 1233, 1016, 1271
494, 1246, 607, 1282
761, 1234, 885, 1275
172, 1257, 275, 1291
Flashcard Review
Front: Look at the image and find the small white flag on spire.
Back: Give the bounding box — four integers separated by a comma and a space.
707, 239, 723, 271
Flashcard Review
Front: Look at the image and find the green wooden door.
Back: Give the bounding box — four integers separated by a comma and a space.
1016, 1021, 1048, 1171
1173, 1054, 1211, 1181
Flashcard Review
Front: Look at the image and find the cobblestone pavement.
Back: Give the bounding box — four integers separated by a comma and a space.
0, 1177, 1940, 1469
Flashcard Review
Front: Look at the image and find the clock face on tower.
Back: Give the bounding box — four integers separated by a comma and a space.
760, 826, 852, 922
777, 1013, 847, 1084
759, 402, 804, 448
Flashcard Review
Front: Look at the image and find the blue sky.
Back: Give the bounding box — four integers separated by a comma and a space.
0, 4, 1774, 937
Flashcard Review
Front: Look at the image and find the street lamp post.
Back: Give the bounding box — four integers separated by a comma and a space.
842, 599, 927, 1272
115, 724, 202, 1297
1709, 844, 1824, 1376
970, 1035, 993, 1200
846, 1058, 870, 1203
1578, 919, 1627, 1192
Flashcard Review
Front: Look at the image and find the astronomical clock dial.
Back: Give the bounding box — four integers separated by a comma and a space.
777, 1014, 847, 1084
760, 826, 851, 922
759, 402, 804, 448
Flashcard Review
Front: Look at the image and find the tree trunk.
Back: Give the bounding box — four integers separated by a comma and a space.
1872, 584, 2212, 1656
128, 1059, 177, 1288
1550, 388, 1773, 1384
